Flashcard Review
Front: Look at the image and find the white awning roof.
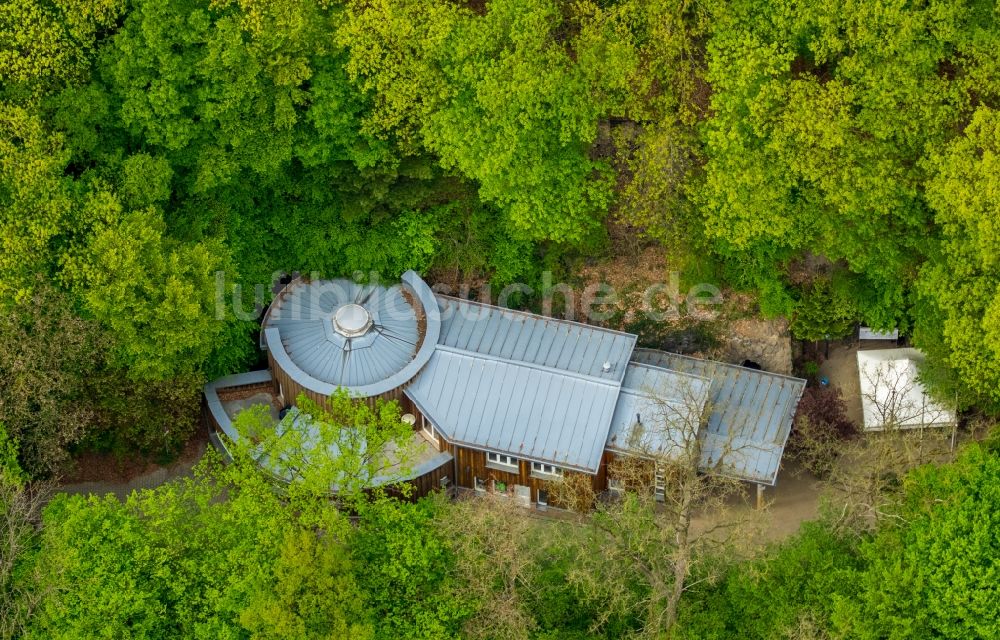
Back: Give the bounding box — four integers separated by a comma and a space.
857, 348, 956, 431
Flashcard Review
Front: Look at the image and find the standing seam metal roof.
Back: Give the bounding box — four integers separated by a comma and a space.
630, 348, 806, 485
264, 271, 441, 398
606, 363, 712, 461
404, 296, 637, 473
405, 346, 621, 472
436, 296, 636, 382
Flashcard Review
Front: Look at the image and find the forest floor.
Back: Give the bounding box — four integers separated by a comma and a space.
58, 429, 208, 500
574, 245, 794, 373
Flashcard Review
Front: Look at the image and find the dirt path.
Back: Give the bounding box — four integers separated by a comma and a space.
58, 439, 208, 501
749, 462, 823, 541
688, 460, 823, 546
54, 439, 827, 544
819, 343, 865, 425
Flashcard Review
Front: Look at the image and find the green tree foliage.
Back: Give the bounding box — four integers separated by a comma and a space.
29, 493, 189, 638
0, 285, 105, 474
0, 461, 47, 640
0, 0, 123, 101
11, 439, 1000, 638
700, 0, 1000, 331
0, 282, 201, 477
916, 107, 1000, 410
836, 445, 1000, 639
0, 104, 72, 303
0, 98, 223, 469
677, 522, 862, 639
241, 529, 373, 640
789, 277, 859, 341
17, 434, 475, 639
101, 0, 349, 190
231, 391, 418, 507
0, 425, 23, 484
342, 0, 643, 245
62, 196, 229, 381
24, 452, 370, 639
351, 495, 470, 639
15, 0, 1000, 458
676, 444, 1000, 639
419, 0, 615, 244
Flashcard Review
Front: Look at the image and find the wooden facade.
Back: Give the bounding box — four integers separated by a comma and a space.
205, 374, 619, 506
223, 356, 619, 507
399, 390, 614, 506
433, 443, 613, 505
386, 456, 452, 502
257, 274, 618, 507
268, 350, 408, 410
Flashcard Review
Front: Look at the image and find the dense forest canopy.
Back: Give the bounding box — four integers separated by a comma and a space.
3, 1, 1000, 638
1, 0, 999, 470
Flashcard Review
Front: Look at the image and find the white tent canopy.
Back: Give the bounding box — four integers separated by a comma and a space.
856, 348, 956, 431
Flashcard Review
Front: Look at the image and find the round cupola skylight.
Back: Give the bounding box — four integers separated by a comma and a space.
333, 303, 373, 337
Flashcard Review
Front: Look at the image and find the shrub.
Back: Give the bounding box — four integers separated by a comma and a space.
789, 386, 858, 477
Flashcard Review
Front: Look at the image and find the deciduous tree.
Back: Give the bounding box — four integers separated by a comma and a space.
554, 377, 758, 637
917, 106, 1000, 411
834, 445, 1000, 639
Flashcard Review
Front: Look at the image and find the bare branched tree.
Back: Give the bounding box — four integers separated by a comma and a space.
783, 610, 834, 640
434, 493, 546, 640
0, 476, 51, 640
859, 357, 946, 431
822, 356, 958, 532
553, 375, 763, 637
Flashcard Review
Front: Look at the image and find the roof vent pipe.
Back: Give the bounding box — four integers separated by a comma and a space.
602, 361, 612, 373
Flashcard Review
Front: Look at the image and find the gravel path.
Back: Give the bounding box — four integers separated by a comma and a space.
57, 440, 208, 501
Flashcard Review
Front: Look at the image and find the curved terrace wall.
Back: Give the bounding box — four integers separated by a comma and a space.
203, 369, 453, 499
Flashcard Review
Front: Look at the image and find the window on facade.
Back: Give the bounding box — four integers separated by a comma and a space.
420, 414, 438, 443
531, 461, 564, 478
486, 452, 518, 470
537, 489, 549, 506
474, 476, 486, 492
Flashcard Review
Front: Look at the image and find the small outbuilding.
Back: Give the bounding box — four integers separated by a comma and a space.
856, 348, 956, 431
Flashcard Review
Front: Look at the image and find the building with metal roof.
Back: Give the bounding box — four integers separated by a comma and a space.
436, 296, 636, 381
262, 271, 440, 404
206, 271, 806, 503
405, 295, 636, 473
605, 363, 712, 462
857, 348, 956, 431
630, 349, 806, 485
202, 369, 454, 497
